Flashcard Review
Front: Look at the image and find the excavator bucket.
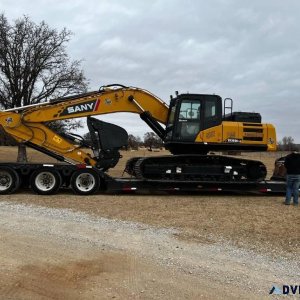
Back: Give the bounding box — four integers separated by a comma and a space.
87, 117, 128, 171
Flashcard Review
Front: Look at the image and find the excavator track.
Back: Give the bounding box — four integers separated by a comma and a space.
123, 157, 142, 177
125, 155, 267, 182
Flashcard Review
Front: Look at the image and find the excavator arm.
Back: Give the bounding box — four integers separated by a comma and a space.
0, 85, 169, 168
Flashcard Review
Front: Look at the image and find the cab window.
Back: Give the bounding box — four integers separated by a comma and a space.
203, 97, 221, 130
178, 100, 201, 140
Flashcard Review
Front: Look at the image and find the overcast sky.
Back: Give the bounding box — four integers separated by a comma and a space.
1, 0, 300, 142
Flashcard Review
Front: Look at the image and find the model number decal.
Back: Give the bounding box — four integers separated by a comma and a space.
206, 131, 215, 139
59, 99, 100, 116
226, 138, 241, 143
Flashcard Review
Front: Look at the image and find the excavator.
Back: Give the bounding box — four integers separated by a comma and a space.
0, 84, 277, 195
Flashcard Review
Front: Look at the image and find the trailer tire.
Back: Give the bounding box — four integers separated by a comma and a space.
30, 168, 62, 195
70, 169, 100, 195
0, 167, 21, 194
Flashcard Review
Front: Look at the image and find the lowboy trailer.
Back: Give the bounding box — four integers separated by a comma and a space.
0, 161, 288, 195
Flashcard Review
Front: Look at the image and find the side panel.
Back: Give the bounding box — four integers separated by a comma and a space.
194, 121, 277, 151
194, 124, 223, 143
266, 124, 277, 151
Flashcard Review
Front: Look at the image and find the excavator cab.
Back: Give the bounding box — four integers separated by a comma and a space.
165, 94, 222, 154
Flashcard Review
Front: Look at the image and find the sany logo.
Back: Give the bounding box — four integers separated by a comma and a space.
270, 285, 300, 295
67, 102, 94, 114
59, 99, 100, 116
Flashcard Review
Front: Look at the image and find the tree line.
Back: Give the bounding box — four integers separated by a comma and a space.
277, 136, 299, 151
82, 131, 164, 151
128, 132, 163, 150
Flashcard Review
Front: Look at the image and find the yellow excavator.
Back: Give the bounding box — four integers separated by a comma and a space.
0, 84, 276, 194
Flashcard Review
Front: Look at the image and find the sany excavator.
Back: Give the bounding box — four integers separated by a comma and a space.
0, 84, 276, 195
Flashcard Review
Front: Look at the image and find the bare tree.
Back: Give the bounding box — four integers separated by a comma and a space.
128, 134, 142, 150
143, 132, 163, 150
278, 136, 297, 151
0, 14, 88, 161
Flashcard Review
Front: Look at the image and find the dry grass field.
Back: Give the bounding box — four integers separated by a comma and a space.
0, 146, 299, 299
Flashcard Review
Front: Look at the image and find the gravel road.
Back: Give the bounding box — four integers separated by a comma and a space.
0, 200, 299, 299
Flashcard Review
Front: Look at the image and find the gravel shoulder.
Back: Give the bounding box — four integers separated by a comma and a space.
0, 200, 299, 299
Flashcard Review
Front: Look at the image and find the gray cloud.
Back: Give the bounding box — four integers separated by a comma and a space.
1, 0, 300, 142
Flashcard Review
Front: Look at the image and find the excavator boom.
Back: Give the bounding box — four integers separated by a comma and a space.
21, 86, 169, 124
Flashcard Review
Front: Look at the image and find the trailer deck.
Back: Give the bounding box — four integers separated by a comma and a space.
105, 176, 288, 195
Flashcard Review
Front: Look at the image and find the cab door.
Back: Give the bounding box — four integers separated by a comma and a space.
166, 94, 222, 143
175, 98, 202, 142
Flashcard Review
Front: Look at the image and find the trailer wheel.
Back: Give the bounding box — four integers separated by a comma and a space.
0, 167, 21, 194
30, 168, 62, 195
70, 169, 100, 195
